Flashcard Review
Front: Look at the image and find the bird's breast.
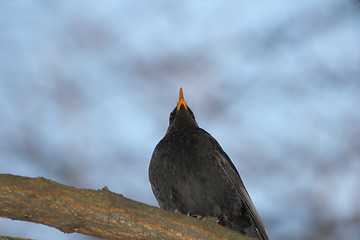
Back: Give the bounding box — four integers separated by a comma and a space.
150, 128, 236, 215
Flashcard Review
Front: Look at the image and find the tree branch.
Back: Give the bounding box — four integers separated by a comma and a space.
0, 174, 253, 240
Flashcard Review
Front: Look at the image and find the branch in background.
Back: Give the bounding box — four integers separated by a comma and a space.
0, 174, 253, 240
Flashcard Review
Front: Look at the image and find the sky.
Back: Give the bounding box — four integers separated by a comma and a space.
0, 1, 359, 240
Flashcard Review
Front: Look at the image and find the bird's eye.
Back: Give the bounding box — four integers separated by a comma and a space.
169, 110, 176, 124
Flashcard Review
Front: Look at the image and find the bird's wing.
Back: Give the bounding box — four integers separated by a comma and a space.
214, 148, 269, 240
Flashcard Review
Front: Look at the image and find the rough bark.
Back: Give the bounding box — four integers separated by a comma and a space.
0, 174, 253, 240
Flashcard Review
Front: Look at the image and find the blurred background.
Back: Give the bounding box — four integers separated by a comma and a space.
0, 1, 359, 240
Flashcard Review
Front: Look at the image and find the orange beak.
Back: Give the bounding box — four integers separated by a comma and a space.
176, 88, 188, 110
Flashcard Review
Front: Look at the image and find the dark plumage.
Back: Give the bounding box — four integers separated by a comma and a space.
149, 88, 268, 240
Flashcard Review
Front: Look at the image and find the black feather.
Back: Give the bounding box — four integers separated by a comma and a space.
149, 92, 268, 240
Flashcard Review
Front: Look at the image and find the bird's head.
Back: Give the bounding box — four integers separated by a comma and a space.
167, 88, 198, 133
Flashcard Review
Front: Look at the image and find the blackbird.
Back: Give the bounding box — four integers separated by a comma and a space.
149, 88, 268, 240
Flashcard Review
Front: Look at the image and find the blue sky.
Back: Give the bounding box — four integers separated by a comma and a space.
0, 1, 359, 240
